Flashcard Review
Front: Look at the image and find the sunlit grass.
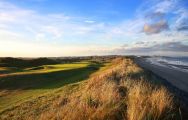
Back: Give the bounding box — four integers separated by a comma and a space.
0, 67, 14, 74
1, 62, 90, 76
0, 67, 9, 71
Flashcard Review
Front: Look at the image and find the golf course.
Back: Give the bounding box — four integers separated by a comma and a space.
0, 57, 185, 120
0, 58, 108, 114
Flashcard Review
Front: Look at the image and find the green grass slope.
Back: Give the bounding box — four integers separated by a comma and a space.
0, 60, 107, 112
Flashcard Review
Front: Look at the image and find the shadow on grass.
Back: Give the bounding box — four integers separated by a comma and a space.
0, 63, 104, 90
127, 70, 146, 80
126, 69, 163, 86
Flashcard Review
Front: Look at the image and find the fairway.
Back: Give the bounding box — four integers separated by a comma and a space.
0, 61, 105, 112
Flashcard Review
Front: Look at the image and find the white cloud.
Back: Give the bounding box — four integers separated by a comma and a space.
84, 20, 95, 23
0, 29, 24, 40
0, 1, 106, 41
154, 0, 175, 13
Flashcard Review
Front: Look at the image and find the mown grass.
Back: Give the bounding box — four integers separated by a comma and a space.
0, 61, 90, 76
0, 57, 180, 120
0, 60, 106, 113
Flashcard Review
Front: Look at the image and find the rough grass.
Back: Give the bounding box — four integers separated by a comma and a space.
0, 58, 178, 120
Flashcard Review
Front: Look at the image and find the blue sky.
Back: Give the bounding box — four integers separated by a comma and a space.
8, 0, 141, 20
0, 0, 188, 57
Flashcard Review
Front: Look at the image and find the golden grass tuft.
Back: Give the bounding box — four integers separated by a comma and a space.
127, 81, 173, 120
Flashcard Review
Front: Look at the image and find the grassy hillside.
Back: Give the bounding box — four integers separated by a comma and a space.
0, 59, 108, 113
0, 57, 180, 120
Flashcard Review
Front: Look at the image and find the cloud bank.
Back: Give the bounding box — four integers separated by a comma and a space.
113, 41, 188, 55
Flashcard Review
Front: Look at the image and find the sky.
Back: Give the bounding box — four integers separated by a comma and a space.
0, 0, 188, 57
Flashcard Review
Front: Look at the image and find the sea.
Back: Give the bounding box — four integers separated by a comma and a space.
146, 56, 188, 73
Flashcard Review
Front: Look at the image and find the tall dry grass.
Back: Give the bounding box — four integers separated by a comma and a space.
38, 57, 175, 120
126, 81, 173, 120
